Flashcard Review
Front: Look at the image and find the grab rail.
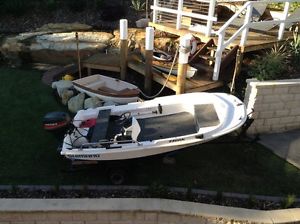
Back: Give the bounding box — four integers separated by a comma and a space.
212, 0, 298, 81
151, 0, 217, 36
79, 139, 139, 150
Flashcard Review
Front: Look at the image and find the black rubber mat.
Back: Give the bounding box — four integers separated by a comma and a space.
137, 112, 197, 141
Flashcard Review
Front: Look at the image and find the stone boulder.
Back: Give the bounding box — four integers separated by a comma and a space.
51, 80, 73, 97
103, 101, 117, 106
68, 93, 85, 113
154, 37, 176, 52
35, 23, 92, 33
112, 28, 178, 52
35, 32, 113, 45
61, 89, 75, 105
136, 18, 150, 28
29, 32, 113, 64
112, 28, 146, 49
84, 97, 103, 109
0, 24, 113, 65
0, 36, 25, 66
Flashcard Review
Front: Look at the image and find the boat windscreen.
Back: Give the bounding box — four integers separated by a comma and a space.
90, 109, 111, 142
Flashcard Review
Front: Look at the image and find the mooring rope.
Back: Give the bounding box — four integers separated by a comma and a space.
139, 46, 179, 99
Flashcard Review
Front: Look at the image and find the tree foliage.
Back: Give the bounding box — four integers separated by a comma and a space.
0, 0, 117, 15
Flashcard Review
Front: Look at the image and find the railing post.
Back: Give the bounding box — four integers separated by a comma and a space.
278, 1, 290, 40
213, 32, 224, 81
144, 27, 154, 95
176, 0, 184, 30
240, 4, 253, 47
176, 35, 191, 94
206, 0, 216, 37
152, 0, 158, 23
120, 19, 128, 81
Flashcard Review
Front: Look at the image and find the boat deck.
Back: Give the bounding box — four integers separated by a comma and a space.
149, 22, 293, 52
83, 53, 121, 74
136, 104, 219, 141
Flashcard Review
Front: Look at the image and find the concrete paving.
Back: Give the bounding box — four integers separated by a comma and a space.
259, 129, 300, 169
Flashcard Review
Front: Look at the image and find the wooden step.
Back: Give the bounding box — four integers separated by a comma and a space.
189, 38, 214, 64
185, 81, 223, 93
190, 62, 214, 73
207, 46, 231, 52
198, 55, 215, 61
206, 46, 217, 51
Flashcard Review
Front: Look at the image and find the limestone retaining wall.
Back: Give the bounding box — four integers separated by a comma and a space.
0, 198, 299, 224
244, 78, 300, 134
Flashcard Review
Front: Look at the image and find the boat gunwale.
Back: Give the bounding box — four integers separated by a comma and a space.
61, 92, 248, 160
73, 82, 140, 98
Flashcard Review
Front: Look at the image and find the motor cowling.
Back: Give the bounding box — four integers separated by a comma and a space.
43, 111, 71, 131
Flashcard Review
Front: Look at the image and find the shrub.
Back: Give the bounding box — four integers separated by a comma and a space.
66, 0, 87, 12
1, 0, 32, 16
289, 31, 300, 72
249, 44, 289, 81
185, 186, 193, 201
43, 0, 59, 11
247, 195, 257, 208
94, 0, 104, 10
214, 191, 223, 204
147, 182, 169, 198
131, 0, 145, 11
268, 2, 300, 12
281, 194, 296, 208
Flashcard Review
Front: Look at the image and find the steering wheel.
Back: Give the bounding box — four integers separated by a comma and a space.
117, 111, 132, 124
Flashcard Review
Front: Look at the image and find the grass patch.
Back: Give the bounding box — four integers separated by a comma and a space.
0, 66, 300, 196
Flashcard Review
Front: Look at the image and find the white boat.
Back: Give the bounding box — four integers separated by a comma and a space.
152, 61, 197, 78
72, 74, 140, 104
60, 92, 247, 161
153, 49, 173, 62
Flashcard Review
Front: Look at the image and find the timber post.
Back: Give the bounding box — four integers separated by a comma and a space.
120, 19, 128, 81
230, 48, 243, 94
75, 32, 82, 78
176, 35, 191, 95
144, 27, 154, 95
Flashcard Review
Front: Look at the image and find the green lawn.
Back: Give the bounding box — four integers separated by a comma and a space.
0, 66, 300, 196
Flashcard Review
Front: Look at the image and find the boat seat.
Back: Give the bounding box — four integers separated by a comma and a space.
194, 104, 220, 130
86, 81, 105, 89
98, 86, 140, 97
131, 117, 141, 142
90, 109, 111, 143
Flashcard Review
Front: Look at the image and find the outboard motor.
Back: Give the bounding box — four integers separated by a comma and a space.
43, 111, 71, 143
43, 111, 71, 131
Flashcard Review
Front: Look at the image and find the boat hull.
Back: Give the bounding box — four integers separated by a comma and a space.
72, 74, 140, 104
152, 63, 197, 78
61, 92, 247, 161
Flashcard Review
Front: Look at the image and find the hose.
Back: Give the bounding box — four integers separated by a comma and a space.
140, 46, 179, 99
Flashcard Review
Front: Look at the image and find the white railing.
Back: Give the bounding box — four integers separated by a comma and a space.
151, 0, 300, 81
212, 0, 300, 81
151, 0, 218, 36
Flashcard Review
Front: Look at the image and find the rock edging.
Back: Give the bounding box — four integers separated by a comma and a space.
0, 185, 299, 203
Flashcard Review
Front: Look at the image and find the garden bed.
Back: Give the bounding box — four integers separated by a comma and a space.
0, 185, 299, 210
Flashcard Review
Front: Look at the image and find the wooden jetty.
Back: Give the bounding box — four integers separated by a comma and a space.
83, 53, 121, 75
82, 0, 299, 94
82, 52, 223, 93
